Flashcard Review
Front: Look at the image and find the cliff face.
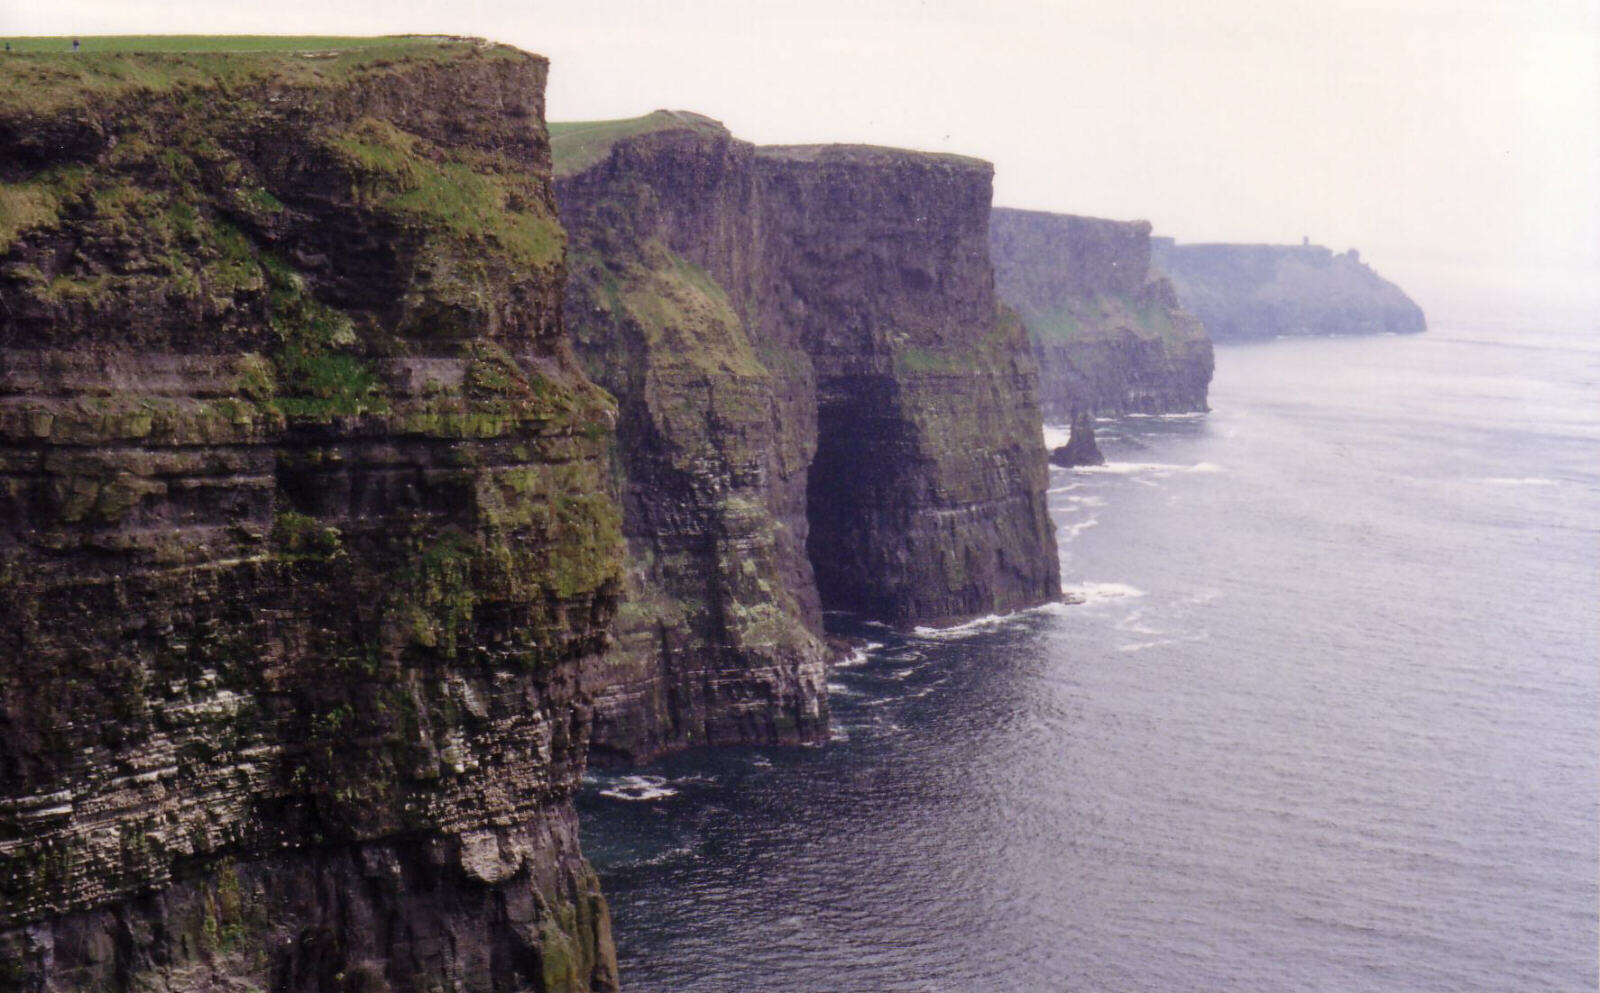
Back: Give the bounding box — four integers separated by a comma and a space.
554, 114, 828, 764
554, 116, 1059, 760
757, 148, 1059, 626
989, 208, 1212, 419
1151, 239, 1426, 340
1, 42, 621, 992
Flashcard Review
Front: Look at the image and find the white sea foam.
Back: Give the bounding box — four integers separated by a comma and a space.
1113, 608, 1165, 637
1061, 516, 1100, 539
1482, 476, 1559, 486
912, 598, 1079, 639
1061, 581, 1147, 605
1074, 461, 1222, 476
1030, 601, 1078, 617
1125, 411, 1207, 420
1047, 482, 1087, 494
1042, 424, 1073, 449
834, 642, 884, 669
1117, 633, 1211, 653
1062, 494, 1108, 507
912, 611, 1017, 639
598, 775, 678, 802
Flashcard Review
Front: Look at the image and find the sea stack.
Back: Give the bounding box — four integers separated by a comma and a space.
1050, 411, 1106, 467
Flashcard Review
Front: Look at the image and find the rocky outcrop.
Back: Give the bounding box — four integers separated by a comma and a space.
990, 208, 1213, 419
1151, 239, 1426, 340
1, 42, 621, 992
553, 115, 1059, 761
1049, 412, 1104, 468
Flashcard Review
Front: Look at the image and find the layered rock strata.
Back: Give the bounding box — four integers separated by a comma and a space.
989, 208, 1213, 419
759, 147, 1059, 627
1151, 239, 1426, 340
553, 114, 828, 763
554, 114, 1059, 761
1, 42, 621, 991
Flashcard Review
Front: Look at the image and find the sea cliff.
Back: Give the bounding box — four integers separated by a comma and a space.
1, 40, 620, 991
555, 114, 1060, 762
1151, 239, 1426, 340
989, 208, 1212, 418
553, 113, 829, 764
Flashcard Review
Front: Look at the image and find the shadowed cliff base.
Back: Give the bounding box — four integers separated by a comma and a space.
554, 112, 1060, 764
989, 207, 1213, 419
1, 39, 621, 991
1151, 239, 1426, 340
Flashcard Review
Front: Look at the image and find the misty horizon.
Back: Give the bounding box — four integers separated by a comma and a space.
5, 0, 1596, 318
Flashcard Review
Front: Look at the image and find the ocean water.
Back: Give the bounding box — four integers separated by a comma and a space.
578, 315, 1600, 992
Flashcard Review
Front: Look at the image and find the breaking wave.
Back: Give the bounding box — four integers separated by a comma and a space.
1061, 581, 1146, 605
1073, 461, 1223, 475
597, 775, 680, 802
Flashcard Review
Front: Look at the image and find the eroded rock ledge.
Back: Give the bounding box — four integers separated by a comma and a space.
1, 41, 620, 992
554, 114, 1061, 763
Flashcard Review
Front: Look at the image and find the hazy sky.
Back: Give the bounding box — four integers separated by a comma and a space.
5, 0, 1597, 314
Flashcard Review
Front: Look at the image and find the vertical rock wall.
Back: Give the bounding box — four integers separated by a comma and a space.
1, 44, 620, 992
555, 118, 1060, 761
990, 208, 1213, 418
555, 116, 828, 763
757, 148, 1060, 627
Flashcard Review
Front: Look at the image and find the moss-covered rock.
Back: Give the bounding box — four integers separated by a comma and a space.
556, 118, 829, 763
1, 39, 620, 993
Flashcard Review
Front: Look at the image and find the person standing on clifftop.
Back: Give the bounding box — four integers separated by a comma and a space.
72, 39, 80, 52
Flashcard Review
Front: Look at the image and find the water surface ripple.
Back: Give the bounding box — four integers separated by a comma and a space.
580, 319, 1600, 992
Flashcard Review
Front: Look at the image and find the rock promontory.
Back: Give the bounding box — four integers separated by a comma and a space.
1151, 239, 1426, 340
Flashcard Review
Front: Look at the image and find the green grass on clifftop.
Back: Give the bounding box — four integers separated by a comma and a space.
549, 110, 725, 178
0, 36, 514, 113
0, 35, 465, 53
